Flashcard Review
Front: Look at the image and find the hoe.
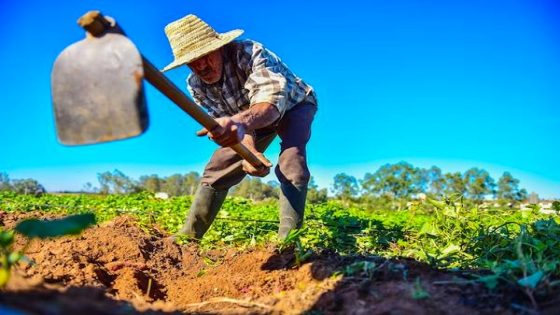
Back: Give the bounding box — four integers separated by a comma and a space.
51, 11, 266, 170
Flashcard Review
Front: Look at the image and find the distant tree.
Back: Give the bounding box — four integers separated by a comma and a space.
463, 168, 496, 203
265, 180, 281, 198
139, 172, 200, 196
11, 179, 46, 196
443, 172, 466, 196
426, 166, 445, 196
552, 201, 560, 213
332, 173, 359, 201
113, 170, 140, 194
82, 182, 98, 193
162, 174, 186, 196
0, 172, 11, 191
183, 172, 201, 195
262, 180, 280, 199
307, 177, 328, 204
232, 177, 277, 200
97, 172, 111, 194
139, 174, 163, 193
361, 162, 424, 200
97, 170, 140, 194
496, 172, 527, 206
528, 192, 539, 204
234, 178, 253, 199
267, 180, 280, 191
0, 173, 45, 195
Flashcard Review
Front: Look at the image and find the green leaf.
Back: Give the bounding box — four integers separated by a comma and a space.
15, 213, 96, 239
517, 271, 544, 289
441, 244, 460, 256
505, 260, 521, 269
426, 198, 446, 209
7, 252, 22, 265
0, 230, 14, 247
419, 222, 438, 236
478, 274, 500, 290
299, 250, 313, 262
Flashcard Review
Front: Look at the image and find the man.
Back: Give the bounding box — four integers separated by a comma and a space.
162, 14, 317, 240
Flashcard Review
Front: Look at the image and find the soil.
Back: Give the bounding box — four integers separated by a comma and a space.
0, 211, 558, 315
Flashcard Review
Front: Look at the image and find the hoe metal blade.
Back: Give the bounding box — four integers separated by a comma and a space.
49, 11, 267, 171
51, 32, 148, 145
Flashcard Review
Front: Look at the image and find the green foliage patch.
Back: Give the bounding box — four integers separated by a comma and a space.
1, 191, 559, 303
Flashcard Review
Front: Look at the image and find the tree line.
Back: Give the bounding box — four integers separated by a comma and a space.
331, 162, 528, 207
0, 172, 46, 196
85, 170, 329, 204
1, 161, 530, 207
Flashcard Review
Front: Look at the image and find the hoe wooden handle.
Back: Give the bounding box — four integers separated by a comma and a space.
141, 59, 267, 170
77, 11, 267, 171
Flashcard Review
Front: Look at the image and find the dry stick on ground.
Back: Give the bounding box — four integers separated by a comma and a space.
184, 297, 272, 310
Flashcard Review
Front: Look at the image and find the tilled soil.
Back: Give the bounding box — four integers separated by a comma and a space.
0, 211, 558, 315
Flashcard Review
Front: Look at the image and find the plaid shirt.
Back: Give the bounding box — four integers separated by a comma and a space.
187, 39, 317, 119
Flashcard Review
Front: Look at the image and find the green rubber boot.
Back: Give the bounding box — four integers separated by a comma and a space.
278, 184, 308, 240
178, 184, 228, 240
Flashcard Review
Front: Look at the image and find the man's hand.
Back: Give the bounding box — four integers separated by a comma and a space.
196, 117, 245, 147
239, 132, 272, 177
242, 152, 272, 177
197, 104, 279, 148
196, 107, 276, 176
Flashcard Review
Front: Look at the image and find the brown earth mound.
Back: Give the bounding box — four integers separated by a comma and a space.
1, 212, 557, 315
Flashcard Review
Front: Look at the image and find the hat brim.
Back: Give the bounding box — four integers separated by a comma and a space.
161, 29, 243, 72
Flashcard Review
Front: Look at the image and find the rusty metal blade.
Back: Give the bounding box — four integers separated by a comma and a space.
51, 33, 148, 145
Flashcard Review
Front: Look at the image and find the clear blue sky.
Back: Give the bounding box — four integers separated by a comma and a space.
1, 0, 559, 198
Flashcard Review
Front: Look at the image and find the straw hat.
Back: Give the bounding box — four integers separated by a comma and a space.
161, 14, 243, 72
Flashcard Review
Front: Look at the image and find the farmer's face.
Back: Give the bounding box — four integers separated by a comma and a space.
187, 49, 223, 84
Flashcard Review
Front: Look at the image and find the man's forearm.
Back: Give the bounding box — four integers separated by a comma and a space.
231, 102, 280, 131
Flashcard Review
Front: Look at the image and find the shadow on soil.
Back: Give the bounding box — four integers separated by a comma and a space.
262, 209, 405, 271
261, 210, 560, 315
0, 285, 217, 315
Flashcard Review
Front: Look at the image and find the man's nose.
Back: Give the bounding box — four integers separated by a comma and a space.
191, 58, 207, 71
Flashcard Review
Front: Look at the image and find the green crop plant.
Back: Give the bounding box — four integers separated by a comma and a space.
277, 228, 313, 267
335, 260, 377, 279
1, 191, 559, 309
0, 230, 22, 287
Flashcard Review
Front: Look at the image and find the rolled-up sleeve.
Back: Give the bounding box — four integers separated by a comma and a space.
243, 43, 289, 116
